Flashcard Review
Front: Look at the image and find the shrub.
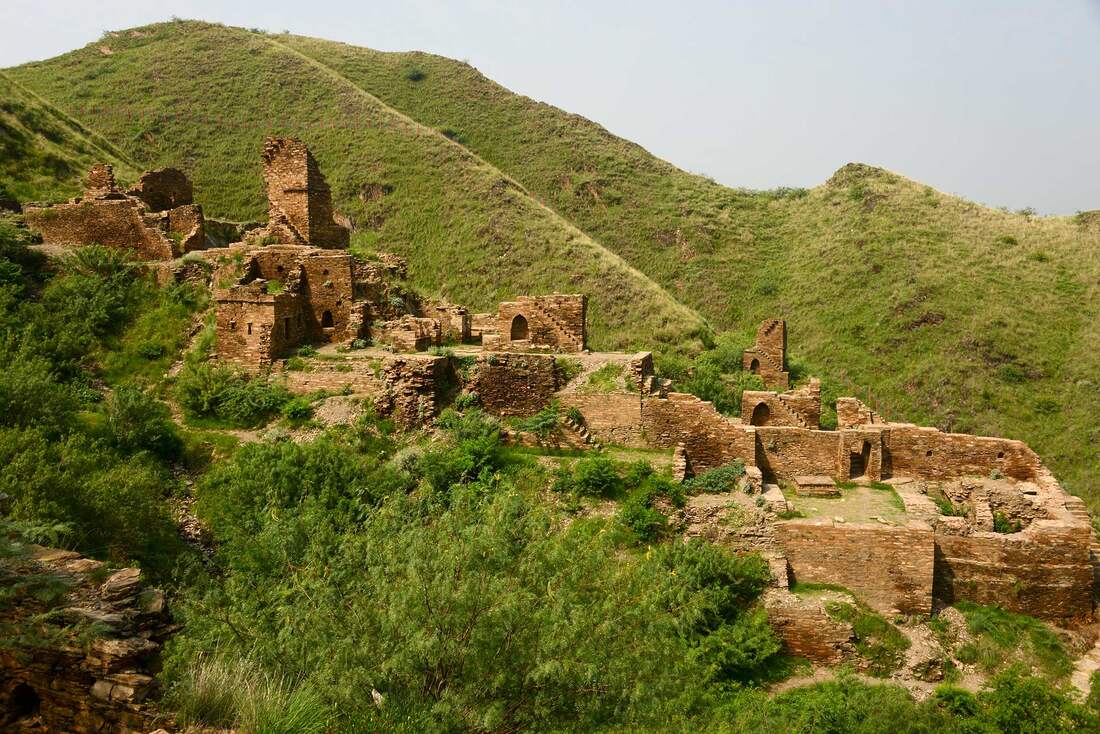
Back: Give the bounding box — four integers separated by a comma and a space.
105, 387, 182, 460
280, 396, 313, 422
296, 345, 318, 357
555, 357, 583, 384
825, 601, 910, 676
175, 363, 291, 427
993, 511, 1022, 534
572, 455, 622, 498
453, 391, 480, 411
514, 402, 560, 439
683, 462, 745, 494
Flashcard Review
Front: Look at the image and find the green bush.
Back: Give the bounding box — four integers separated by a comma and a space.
280, 396, 313, 422
617, 486, 668, 543
514, 401, 560, 438
825, 601, 910, 677
175, 363, 292, 427
683, 462, 746, 494
993, 512, 1022, 534
572, 455, 622, 498
105, 387, 182, 460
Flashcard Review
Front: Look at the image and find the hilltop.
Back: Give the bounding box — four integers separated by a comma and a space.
5, 19, 1100, 511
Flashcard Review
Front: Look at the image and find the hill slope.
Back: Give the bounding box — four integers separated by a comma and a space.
5, 21, 706, 353
7, 21, 1100, 510
0, 70, 139, 202
265, 34, 1100, 512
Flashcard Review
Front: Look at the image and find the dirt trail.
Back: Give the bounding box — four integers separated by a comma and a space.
1071, 636, 1100, 699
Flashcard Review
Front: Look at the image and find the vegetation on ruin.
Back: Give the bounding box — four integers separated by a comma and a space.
824, 600, 911, 677
953, 602, 1074, 680
0, 217, 1096, 731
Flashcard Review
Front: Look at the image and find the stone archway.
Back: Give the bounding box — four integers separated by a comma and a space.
749, 358, 760, 374
850, 440, 871, 479
8, 682, 40, 721
750, 402, 771, 426
510, 314, 529, 340
321, 310, 334, 328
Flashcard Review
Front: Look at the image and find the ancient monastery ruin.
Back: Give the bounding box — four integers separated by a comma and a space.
5, 137, 1097, 729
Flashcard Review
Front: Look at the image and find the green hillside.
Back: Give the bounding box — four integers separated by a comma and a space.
4, 21, 706, 353
7, 20, 1100, 510
260, 33, 1100, 513
0, 70, 139, 202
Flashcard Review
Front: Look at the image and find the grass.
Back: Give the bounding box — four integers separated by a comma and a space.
169, 654, 330, 734
825, 600, 910, 677
8, 19, 1100, 515
6, 20, 705, 356
580, 363, 628, 393
953, 602, 1073, 680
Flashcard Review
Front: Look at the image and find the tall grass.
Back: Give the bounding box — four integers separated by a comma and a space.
170, 654, 331, 734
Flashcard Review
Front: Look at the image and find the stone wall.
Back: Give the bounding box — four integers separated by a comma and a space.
836, 397, 885, 428
284, 360, 383, 395
882, 425, 1041, 481
776, 520, 936, 615
25, 199, 176, 261
493, 294, 587, 352
933, 514, 1093, 623
127, 167, 192, 212
374, 316, 441, 353
558, 392, 646, 447
763, 590, 855, 664
753, 427, 841, 479
639, 392, 756, 472
467, 353, 560, 417
0, 547, 173, 733
251, 137, 349, 248
375, 355, 455, 429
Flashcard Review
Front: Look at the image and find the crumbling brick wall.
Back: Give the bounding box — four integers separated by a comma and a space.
25, 199, 177, 260
836, 397, 884, 428
252, 137, 349, 249
490, 294, 587, 353
374, 316, 441, 352
763, 590, 855, 664
127, 167, 192, 212
23, 163, 204, 260
743, 319, 789, 389
882, 426, 1041, 481
466, 353, 561, 416
753, 427, 844, 479
375, 355, 455, 429
742, 380, 821, 429
558, 392, 646, 447
284, 360, 384, 395
776, 520, 935, 615
0, 547, 173, 733
639, 392, 756, 472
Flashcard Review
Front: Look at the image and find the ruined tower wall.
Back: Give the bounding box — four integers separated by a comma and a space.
127, 167, 192, 212
259, 138, 349, 248
215, 290, 303, 365
493, 294, 587, 353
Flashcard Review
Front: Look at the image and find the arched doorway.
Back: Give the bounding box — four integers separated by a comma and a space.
750, 402, 770, 426
510, 314, 529, 340
749, 358, 760, 374
321, 310, 334, 328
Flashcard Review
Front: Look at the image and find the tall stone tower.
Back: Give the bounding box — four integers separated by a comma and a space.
743, 319, 790, 390
256, 137, 349, 249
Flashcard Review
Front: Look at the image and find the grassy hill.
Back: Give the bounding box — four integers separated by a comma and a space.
4, 21, 706, 353
0, 70, 139, 202
6, 20, 1100, 510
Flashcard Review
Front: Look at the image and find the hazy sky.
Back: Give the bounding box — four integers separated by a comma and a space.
3, 1, 1099, 214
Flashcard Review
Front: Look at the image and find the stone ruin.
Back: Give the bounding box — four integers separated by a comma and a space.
743, 318, 789, 389
245, 137, 350, 249
23, 164, 205, 260
0, 546, 173, 733
479, 294, 587, 353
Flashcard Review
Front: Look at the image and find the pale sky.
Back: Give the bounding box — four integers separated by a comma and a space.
3, 0, 1099, 215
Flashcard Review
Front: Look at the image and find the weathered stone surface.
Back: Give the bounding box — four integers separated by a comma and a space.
466, 353, 561, 417
484, 294, 586, 353
0, 547, 173, 733
743, 319, 789, 389
247, 137, 349, 249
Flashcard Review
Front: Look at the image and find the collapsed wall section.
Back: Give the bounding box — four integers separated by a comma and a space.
639, 393, 755, 472
466, 353, 561, 416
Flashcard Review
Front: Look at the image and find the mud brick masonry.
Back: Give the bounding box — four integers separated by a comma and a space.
24, 164, 205, 260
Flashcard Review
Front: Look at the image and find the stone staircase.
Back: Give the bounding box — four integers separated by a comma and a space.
561, 415, 602, 451
772, 393, 809, 428
541, 307, 579, 349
